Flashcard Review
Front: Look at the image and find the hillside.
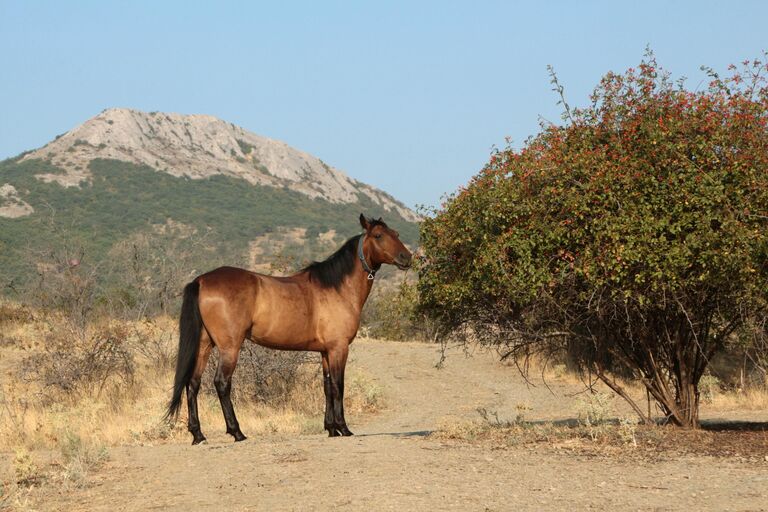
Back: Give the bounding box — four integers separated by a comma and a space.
0, 109, 419, 290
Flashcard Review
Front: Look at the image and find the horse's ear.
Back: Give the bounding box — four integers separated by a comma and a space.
359, 213, 370, 231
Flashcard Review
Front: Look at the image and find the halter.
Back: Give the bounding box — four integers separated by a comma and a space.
357, 234, 376, 280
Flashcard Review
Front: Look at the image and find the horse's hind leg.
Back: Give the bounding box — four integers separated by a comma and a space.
214, 344, 247, 442
188, 330, 213, 445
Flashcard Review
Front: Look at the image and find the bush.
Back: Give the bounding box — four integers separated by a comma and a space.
102, 227, 208, 319
13, 448, 43, 487
0, 302, 34, 326
204, 343, 316, 407
22, 322, 135, 397
418, 51, 768, 427
58, 432, 108, 487
360, 270, 443, 342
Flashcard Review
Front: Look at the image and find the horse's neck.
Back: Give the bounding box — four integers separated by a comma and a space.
341, 259, 376, 313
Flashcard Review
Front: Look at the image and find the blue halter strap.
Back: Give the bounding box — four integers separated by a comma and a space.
357, 234, 376, 280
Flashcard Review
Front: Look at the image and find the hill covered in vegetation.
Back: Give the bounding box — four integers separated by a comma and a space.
0, 110, 419, 292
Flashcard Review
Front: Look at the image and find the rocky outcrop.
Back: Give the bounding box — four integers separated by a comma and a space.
22, 108, 418, 222
0, 184, 33, 218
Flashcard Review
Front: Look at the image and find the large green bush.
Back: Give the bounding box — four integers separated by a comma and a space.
418, 53, 768, 427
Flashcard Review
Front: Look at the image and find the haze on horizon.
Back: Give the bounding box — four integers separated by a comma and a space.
1, 1, 766, 209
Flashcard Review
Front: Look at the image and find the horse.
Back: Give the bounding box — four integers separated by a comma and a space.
166, 214, 413, 444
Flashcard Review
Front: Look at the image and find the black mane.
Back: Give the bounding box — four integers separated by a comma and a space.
303, 235, 361, 289
303, 219, 388, 289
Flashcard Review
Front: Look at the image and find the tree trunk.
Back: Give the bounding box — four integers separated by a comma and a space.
637, 358, 701, 429
674, 379, 700, 428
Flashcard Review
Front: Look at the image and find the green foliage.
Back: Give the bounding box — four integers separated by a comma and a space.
419, 52, 768, 427
362, 279, 437, 341
236, 138, 256, 155
0, 158, 418, 290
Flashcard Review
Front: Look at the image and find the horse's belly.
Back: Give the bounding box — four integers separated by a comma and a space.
251, 335, 317, 351
249, 319, 320, 351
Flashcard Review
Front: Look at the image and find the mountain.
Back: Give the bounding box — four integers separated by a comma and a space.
19, 108, 418, 221
0, 109, 419, 289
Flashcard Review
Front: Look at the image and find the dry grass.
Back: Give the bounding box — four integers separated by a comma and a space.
432, 413, 768, 461
0, 301, 384, 457
708, 386, 768, 410
432, 414, 641, 452
508, 356, 768, 419
434, 357, 768, 460
0, 299, 385, 506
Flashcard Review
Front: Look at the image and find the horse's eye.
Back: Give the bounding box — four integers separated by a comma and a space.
374, 234, 382, 239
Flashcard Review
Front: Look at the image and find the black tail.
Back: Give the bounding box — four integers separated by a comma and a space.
165, 280, 202, 421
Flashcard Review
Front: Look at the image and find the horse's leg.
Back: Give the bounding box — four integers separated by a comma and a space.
328, 345, 353, 437
214, 344, 247, 442
187, 330, 213, 445
321, 352, 337, 437
337, 350, 353, 437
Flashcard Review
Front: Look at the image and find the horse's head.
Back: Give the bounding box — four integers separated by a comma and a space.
359, 214, 412, 270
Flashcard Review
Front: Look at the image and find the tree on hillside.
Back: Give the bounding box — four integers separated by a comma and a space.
418, 51, 768, 428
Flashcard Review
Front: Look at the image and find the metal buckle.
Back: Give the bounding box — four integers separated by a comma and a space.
367, 273, 375, 280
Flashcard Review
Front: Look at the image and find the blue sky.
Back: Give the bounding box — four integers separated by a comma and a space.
1, 1, 766, 209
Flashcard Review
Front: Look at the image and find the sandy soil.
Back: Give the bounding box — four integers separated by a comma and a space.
6, 340, 768, 511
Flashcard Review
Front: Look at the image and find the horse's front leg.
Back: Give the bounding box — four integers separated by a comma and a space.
336, 365, 353, 436
326, 346, 353, 437
321, 352, 338, 437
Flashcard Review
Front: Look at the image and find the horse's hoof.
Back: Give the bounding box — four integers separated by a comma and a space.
192, 436, 207, 445
340, 426, 354, 437
328, 429, 340, 437
232, 432, 247, 442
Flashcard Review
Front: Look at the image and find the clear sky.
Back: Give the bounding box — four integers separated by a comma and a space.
1, 1, 766, 209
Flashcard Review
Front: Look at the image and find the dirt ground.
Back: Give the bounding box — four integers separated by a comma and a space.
5, 340, 768, 511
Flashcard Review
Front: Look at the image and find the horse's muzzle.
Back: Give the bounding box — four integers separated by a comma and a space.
394, 252, 412, 270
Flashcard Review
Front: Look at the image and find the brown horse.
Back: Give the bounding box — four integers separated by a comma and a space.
166, 214, 413, 444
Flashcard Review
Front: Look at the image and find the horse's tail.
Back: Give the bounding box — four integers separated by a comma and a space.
165, 280, 202, 421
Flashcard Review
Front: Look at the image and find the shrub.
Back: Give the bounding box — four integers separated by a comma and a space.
236, 139, 256, 155
204, 343, 315, 407
418, 51, 768, 427
58, 432, 109, 487
576, 392, 614, 426
361, 278, 441, 341
102, 228, 208, 319
13, 448, 43, 487
0, 302, 34, 326
22, 322, 135, 397
347, 373, 384, 411
698, 374, 721, 404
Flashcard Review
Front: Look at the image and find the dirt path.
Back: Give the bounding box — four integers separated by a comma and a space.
16, 340, 768, 511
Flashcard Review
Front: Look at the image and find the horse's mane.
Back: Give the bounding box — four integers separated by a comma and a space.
303, 218, 387, 289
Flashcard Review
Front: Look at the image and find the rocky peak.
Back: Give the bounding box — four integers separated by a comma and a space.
22, 108, 418, 222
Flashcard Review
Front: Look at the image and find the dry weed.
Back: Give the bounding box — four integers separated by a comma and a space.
57, 432, 109, 487
0, 303, 384, 453
346, 372, 384, 412
432, 409, 767, 461
708, 385, 768, 411
12, 448, 43, 487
